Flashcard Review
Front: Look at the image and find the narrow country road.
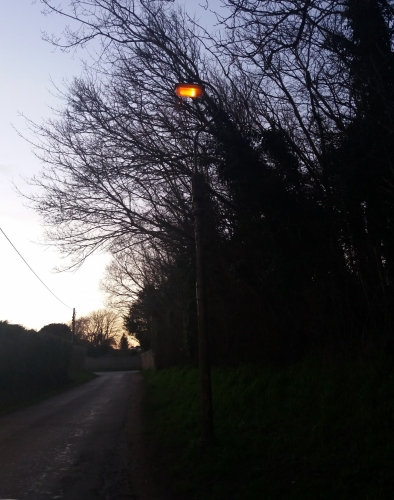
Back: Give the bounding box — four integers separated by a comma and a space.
0, 371, 143, 500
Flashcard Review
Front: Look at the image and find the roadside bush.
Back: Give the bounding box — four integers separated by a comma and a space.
0, 322, 24, 390
39, 323, 72, 341
0, 321, 73, 392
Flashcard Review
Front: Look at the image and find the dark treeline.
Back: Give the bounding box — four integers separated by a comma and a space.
27, 0, 394, 366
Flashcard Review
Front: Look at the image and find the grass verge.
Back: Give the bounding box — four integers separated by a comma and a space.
0, 369, 97, 416
143, 354, 394, 500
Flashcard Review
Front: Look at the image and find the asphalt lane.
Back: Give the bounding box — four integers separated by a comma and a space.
0, 371, 136, 500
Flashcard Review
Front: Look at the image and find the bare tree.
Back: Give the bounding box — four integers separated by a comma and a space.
101, 239, 180, 313
71, 309, 122, 347
24, 0, 231, 268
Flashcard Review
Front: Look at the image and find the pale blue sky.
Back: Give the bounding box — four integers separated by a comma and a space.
0, 0, 111, 330
0, 0, 224, 330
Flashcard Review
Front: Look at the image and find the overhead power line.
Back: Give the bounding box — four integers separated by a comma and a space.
0, 227, 72, 310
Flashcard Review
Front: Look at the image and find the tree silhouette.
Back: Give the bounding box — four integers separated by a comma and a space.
24, 0, 394, 364
119, 333, 129, 351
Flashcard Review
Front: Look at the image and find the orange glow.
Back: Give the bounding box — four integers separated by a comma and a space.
175, 83, 204, 99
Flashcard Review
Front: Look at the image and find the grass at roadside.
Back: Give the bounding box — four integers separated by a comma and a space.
0, 369, 97, 416
143, 354, 394, 500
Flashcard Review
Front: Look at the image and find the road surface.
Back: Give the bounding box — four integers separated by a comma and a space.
0, 371, 142, 500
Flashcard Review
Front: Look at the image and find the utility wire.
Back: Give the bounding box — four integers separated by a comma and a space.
0, 227, 72, 310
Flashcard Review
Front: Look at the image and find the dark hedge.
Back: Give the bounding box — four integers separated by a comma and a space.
0, 321, 73, 392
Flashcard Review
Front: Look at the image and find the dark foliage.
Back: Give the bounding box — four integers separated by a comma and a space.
0, 321, 73, 392
39, 323, 72, 341
119, 333, 129, 351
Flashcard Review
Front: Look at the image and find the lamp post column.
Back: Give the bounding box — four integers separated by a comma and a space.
192, 171, 214, 446
175, 81, 217, 446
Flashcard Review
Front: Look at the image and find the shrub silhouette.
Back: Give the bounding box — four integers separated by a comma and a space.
0, 320, 72, 393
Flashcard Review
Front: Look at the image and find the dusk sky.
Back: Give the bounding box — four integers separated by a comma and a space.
0, 1, 223, 330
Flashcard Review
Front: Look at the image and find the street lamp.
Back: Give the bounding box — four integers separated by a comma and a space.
175, 83, 204, 99
175, 81, 216, 446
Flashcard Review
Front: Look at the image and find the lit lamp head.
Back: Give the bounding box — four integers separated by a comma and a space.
175, 82, 204, 99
